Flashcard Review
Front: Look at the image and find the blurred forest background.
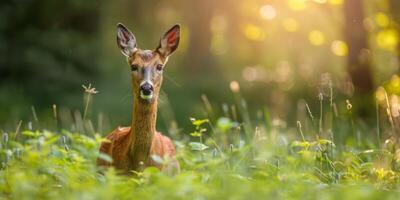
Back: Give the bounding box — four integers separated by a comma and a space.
0, 0, 399, 135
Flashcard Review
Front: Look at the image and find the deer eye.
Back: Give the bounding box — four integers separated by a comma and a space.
156, 64, 163, 71
131, 64, 138, 72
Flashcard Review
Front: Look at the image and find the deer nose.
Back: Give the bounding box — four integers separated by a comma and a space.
140, 82, 153, 95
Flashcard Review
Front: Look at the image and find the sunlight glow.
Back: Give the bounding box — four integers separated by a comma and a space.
328, 0, 343, 5
388, 75, 400, 94
363, 18, 375, 32
260, 5, 277, 20
282, 18, 299, 32
375, 12, 390, 27
376, 29, 399, 51
391, 75, 400, 88
210, 16, 228, 55
288, 0, 307, 10
230, 81, 240, 93
243, 67, 258, 82
313, 0, 327, 4
275, 61, 292, 84
244, 24, 265, 41
308, 30, 325, 46
331, 40, 348, 56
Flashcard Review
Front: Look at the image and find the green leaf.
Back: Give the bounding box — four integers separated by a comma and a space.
189, 142, 209, 151
216, 117, 233, 133
22, 130, 40, 137
291, 141, 310, 148
190, 132, 202, 137
98, 153, 113, 163
190, 118, 209, 126
318, 139, 335, 147
199, 128, 207, 133
143, 166, 161, 175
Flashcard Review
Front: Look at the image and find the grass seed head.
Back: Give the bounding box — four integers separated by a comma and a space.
82, 84, 99, 95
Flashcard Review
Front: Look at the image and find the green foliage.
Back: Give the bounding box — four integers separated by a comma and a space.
1, 118, 400, 199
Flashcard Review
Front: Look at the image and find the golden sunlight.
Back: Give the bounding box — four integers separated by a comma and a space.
375, 12, 390, 28
376, 29, 399, 51
313, 0, 327, 4
260, 5, 277, 20
328, 0, 343, 5
331, 40, 348, 56
282, 18, 300, 32
308, 30, 325, 46
288, 0, 307, 11
243, 24, 265, 41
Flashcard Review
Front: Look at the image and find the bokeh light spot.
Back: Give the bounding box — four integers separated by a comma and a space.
391, 74, 400, 88
363, 18, 375, 32
230, 81, 240, 93
331, 40, 348, 56
308, 30, 325, 46
375, 12, 390, 27
329, 0, 343, 5
243, 24, 265, 41
288, 0, 307, 10
313, 0, 327, 4
243, 67, 258, 82
260, 5, 277, 20
376, 29, 399, 51
282, 18, 299, 32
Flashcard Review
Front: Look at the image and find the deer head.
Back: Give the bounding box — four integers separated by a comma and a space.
116, 23, 180, 104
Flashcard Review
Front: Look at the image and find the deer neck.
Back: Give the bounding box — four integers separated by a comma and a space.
129, 95, 158, 171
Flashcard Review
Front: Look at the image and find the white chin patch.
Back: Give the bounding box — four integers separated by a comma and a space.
140, 91, 153, 101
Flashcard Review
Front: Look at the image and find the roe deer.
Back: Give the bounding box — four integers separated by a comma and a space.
97, 23, 180, 174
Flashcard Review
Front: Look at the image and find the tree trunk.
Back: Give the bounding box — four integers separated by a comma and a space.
343, 0, 374, 118
389, 0, 400, 70
184, 0, 215, 74
344, 0, 374, 93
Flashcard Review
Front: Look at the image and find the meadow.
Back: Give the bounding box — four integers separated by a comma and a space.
1, 81, 400, 200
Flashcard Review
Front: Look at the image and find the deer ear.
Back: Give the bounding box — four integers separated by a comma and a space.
116, 23, 137, 57
157, 24, 180, 57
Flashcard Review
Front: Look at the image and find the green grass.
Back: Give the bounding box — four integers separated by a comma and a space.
1, 90, 400, 200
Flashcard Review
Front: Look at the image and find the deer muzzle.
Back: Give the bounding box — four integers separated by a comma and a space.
140, 82, 154, 101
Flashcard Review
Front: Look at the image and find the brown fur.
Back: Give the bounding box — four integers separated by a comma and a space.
97, 24, 180, 174
97, 79, 179, 173
97, 90, 180, 173
97, 51, 177, 173
97, 127, 179, 172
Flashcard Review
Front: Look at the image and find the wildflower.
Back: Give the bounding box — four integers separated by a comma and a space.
346, 99, 352, 110
82, 84, 99, 94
